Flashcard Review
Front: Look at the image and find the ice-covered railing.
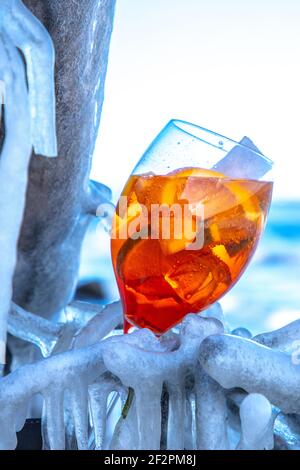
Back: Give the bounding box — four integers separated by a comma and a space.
0, 0, 57, 371
1, 300, 300, 450
0, 0, 57, 157
0, 32, 31, 371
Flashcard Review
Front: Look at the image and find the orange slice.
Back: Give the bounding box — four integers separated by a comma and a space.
117, 237, 165, 282
167, 167, 225, 178
169, 167, 261, 222
153, 168, 225, 255
224, 180, 261, 222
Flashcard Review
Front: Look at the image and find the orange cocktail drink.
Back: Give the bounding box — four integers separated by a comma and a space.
111, 167, 273, 335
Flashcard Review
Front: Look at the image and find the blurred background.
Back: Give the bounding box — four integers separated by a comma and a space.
79, 0, 300, 335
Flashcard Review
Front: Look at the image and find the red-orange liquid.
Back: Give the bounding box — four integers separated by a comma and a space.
111, 168, 273, 335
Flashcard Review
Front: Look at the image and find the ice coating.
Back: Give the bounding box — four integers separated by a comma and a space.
97, 314, 223, 450
0, 0, 58, 369
195, 367, 229, 449
231, 327, 252, 339
0, 334, 108, 449
254, 320, 300, 353
199, 334, 300, 413
237, 393, 275, 450
4, 301, 300, 450
72, 301, 123, 350
0, 0, 57, 156
0, 311, 223, 449
11, 0, 116, 321
274, 413, 300, 450
202, 302, 230, 332
0, 32, 32, 369
8, 301, 117, 359
9, 303, 64, 358
88, 373, 123, 451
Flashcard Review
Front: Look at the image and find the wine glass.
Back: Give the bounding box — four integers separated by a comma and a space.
111, 120, 273, 335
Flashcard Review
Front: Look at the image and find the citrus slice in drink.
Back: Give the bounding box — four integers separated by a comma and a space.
117, 237, 165, 282
223, 180, 262, 222
116, 235, 188, 333
148, 167, 224, 255
168, 167, 261, 222
167, 167, 225, 178
165, 168, 263, 263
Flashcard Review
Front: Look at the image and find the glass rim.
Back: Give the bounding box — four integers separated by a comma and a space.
170, 119, 274, 168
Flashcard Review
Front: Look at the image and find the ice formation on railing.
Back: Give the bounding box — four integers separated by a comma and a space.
199, 333, 300, 414
0, 0, 57, 371
237, 393, 275, 450
1, 300, 300, 450
0, 32, 32, 371
0, 0, 57, 157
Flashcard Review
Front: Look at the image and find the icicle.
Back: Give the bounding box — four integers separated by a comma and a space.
237, 394, 275, 450
0, 0, 57, 156
88, 373, 121, 450
0, 32, 32, 370
43, 389, 65, 450
195, 368, 229, 449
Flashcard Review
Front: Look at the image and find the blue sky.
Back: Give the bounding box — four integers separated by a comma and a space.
91, 0, 300, 200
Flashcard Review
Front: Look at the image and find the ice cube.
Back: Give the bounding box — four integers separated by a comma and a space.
213, 137, 273, 180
